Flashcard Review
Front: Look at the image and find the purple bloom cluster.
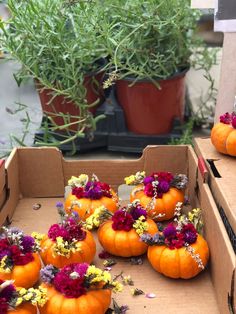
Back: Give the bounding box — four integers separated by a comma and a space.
143, 172, 173, 198
72, 181, 112, 200
220, 112, 236, 128
40, 264, 59, 284
48, 217, 86, 242
163, 223, 198, 249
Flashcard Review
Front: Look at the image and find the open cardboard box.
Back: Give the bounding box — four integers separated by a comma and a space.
194, 138, 236, 249
0, 146, 235, 313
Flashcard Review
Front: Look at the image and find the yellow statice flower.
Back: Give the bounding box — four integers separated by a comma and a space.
15, 297, 23, 306
17, 287, 48, 307
68, 174, 88, 187
0, 256, 11, 273
133, 216, 148, 235
125, 174, 136, 185
84, 206, 109, 230
112, 281, 123, 293
53, 237, 82, 258
124, 171, 145, 185
31, 232, 45, 247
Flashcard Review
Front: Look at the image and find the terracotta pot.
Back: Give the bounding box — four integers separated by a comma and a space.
37, 66, 105, 131
116, 69, 188, 134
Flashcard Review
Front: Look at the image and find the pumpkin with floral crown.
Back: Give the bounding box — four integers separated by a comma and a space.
65, 174, 119, 220
211, 112, 236, 156
0, 227, 41, 288
125, 171, 187, 221
0, 279, 47, 314
37, 204, 96, 268
39, 263, 122, 314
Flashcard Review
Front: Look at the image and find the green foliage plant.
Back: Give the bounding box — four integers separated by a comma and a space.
100, 0, 215, 86
0, 0, 112, 141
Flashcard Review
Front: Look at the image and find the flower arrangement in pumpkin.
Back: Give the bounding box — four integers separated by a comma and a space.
64, 174, 119, 219
39, 262, 123, 314
0, 227, 41, 288
0, 279, 47, 314
86, 200, 158, 257
141, 204, 209, 279
125, 171, 188, 221
211, 111, 236, 156
37, 203, 96, 268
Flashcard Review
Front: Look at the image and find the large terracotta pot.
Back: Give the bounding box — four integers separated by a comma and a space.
37, 65, 105, 131
116, 69, 188, 135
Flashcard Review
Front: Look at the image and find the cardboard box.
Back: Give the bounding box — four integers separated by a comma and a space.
194, 138, 236, 246
0, 146, 235, 313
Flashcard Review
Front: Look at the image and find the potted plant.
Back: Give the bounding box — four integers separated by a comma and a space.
101, 0, 213, 134
0, 0, 110, 137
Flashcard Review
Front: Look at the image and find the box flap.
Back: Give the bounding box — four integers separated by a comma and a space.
198, 182, 235, 314
0, 159, 5, 195
194, 138, 236, 235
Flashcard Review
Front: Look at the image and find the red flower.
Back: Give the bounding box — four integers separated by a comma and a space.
144, 183, 154, 197
165, 233, 185, 249
0, 297, 8, 314
72, 187, 84, 199
53, 264, 87, 298
156, 172, 173, 183
0, 239, 9, 251
112, 210, 134, 231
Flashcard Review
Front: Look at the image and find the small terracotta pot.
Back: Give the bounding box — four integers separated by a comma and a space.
37, 64, 106, 131
116, 69, 188, 135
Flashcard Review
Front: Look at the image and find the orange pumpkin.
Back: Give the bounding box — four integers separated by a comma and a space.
40, 230, 96, 268
0, 253, 41, 288
130, 184, 184, 221
147, 234, 209, 279
211, 122, 236, 156
98, 219, 158, 257
65, 190, 118, 220
39, 284, 111, 314
8, 303, 37, 314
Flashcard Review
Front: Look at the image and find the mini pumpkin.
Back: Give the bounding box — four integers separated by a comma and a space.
40, 230, 96, 268
131, 185, 184, 221
145, 220, 209, 280
98, 218, 158, 257
65, 175, 119, 220
39, 284, 111, 314
0, 253, 41, 288
211, 112, 236, 156
38, 210, 96, 268
8, 303, 37, 314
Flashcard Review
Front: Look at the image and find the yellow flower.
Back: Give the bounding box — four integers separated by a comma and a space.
68, 174, 88, 187
112, 281, 123, 293
0, 256, 11, 273
124, 175, 136, 185
15, 297, 23, 306
133, 216, 148, 235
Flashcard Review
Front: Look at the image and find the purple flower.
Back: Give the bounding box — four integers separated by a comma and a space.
21, 236, 35, 253
182, 224, 197, 244
143, 176, 154, 185
74, 263, 89, 278
163, 224, 177, 238
220, 112, 231, 124
56, 202, 64, 209
0, 249, 11, 260
232, 115, 236, 128
0, 281, 16, 302
130, 206, 147, 220
40, 264, 59, 284
158, 180, 170, 193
